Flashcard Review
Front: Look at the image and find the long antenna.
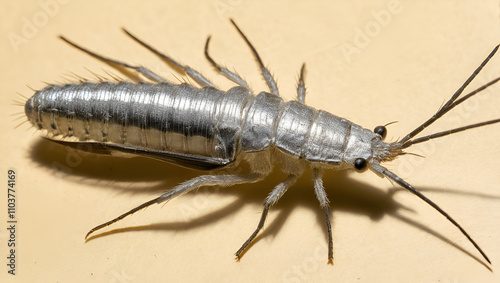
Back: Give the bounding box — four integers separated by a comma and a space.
400, 45, 500, 145
371, 163, 490, 264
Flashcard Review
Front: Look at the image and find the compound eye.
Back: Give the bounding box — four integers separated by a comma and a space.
373, 125, 387, 139
354, 158, 367, 172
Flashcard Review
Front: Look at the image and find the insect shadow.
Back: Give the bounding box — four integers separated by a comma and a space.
28, 138, 493, 269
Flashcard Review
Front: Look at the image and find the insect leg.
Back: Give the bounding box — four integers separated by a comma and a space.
59, 36, 168, 83
312, 168, 333, 264
122, 28, 215, 88
204, 36, 250, 88
86, 173, 264, 239
297, 63, 306, 103
230, 19, 280, 96
235, 174, 299, 260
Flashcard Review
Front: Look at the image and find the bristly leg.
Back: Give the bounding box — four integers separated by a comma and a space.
323, 207, 333, 264
86, 173, 264, 239
312, 168, 333, 264
122, 28, 214, 88
297, 63, 306, 104
59, 36, 169, 83
204, 36, 250, 88
230, 19, 280, 96
235, 174, 299, 260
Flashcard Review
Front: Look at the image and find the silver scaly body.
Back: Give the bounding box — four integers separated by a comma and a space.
24, 20, 499, 264
25, 82, 393, 170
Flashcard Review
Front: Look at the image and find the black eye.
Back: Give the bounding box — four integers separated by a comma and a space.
373, 125, 387, 139
354, 158, 367, 171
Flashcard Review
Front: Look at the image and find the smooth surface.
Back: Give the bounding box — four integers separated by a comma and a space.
2, 1, 500, 282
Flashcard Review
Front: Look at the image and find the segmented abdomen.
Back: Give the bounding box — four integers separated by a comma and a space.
25, 81, 254, 160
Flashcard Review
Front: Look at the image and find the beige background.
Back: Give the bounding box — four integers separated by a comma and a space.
2, 0, 500, 282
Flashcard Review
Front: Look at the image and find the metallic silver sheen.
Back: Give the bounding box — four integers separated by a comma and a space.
24, 21, 497, 264
25, 81, 383, 168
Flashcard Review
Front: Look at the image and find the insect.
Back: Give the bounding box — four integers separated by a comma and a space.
24, 19, 500, 264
